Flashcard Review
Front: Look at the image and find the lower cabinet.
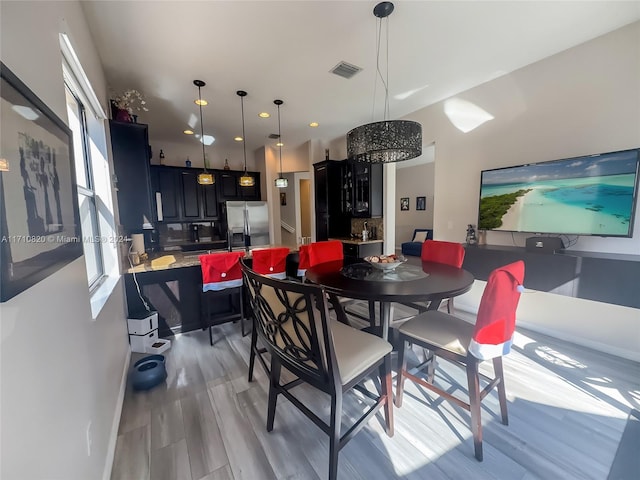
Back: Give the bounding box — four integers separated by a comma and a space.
124, 266, 242, 336
342, 241, 383, 260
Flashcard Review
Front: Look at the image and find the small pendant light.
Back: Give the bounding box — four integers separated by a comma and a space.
237, 90, 255, 187
273, 99, 288, 188
194, 80, 214, 185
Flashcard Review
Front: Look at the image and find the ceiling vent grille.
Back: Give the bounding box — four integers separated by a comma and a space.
268, 133, 280, 139
330, 61, 362, 79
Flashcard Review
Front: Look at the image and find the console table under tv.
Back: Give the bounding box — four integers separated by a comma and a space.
462, 245, 640, 309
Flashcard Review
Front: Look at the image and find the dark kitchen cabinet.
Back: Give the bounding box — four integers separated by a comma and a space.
109, 120, 153, 232
151, 166, 219, 221
342, 241, 383, 260
216, 170, 261, 201
154, 167, 180, 221
314, 160, 350, 241
151, 166, 259, 222
351, 161, 383, 218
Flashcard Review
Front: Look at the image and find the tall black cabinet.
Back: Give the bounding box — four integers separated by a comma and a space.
109, 120, 153, 233
314, 161, 351, 241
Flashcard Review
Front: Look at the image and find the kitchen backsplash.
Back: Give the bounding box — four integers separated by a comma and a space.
157, 221, 223, 247
351, 218, 383, 239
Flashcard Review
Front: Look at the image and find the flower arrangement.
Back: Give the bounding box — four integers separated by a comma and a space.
112, 89, 149, 114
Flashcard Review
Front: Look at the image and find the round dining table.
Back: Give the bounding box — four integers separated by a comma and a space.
305, 259, 475, 340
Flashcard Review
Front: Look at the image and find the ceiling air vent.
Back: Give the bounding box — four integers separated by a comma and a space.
330, 61, 362, 79
268, 133, 280, 139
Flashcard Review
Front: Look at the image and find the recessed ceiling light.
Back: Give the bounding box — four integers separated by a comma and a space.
195, 99, 208, 106
276, 142, 284, 147
309, 122, 319, 127
258, 112, 270, 118
184, 129, 194, 135
234, 136, 243, 142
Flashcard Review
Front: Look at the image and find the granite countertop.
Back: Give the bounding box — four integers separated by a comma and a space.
330, 237, 383, 245
124, 245, 296, 274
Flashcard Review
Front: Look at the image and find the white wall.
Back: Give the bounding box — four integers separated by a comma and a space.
1, 2, 130, 479
410, 22, 640, 360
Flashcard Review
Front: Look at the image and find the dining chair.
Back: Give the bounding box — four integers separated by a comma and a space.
395, 260, 525, 461
421, 240, 465, 313
307, 240, 376, 330
199, 251, 246, 344
242, 260, 394, 480
246, 247, 290, 381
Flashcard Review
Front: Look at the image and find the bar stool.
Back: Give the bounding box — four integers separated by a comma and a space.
199, 251, 246, 345
246, 247, 290, 381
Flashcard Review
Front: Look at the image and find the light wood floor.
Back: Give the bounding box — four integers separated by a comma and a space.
111, 304, 640, 480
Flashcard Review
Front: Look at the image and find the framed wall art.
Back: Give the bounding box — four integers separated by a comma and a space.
416, 196, 426, 211
400, 197, 409, 211
0, 62, 82, 302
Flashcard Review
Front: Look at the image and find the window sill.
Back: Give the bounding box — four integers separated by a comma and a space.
90, 273, 121, 319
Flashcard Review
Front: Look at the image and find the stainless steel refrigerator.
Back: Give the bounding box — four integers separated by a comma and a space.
224, 201, 270, 250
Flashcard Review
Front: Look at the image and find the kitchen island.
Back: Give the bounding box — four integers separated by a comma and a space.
124, 247, 297, 336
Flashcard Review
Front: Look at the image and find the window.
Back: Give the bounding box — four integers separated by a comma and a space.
61, 33, 115, 303
65, 86, 104, 286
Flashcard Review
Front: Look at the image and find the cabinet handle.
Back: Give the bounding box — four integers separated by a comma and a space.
156, 192, 164, 221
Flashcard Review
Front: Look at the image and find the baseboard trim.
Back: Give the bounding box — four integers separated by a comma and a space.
102, 347, 131, 480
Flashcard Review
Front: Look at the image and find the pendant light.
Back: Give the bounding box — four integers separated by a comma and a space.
346, 2, 422, 163
273, 99, 288, 188
194, 80, 214, 185
237, 90, 255, 187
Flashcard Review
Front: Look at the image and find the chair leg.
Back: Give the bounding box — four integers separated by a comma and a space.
426, 351, 437, 383
328, 391, 343, 480
368, 301, 376, 329
466, 358, 483, 461
395, 338, 407, 408
266, 357, 281, 432
381, 355, 394, 437
493, 357, 509, 425
239, 288, 247, 337
248, 322, 258, 382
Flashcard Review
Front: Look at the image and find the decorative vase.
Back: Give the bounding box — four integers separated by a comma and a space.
115, 108, 132, 122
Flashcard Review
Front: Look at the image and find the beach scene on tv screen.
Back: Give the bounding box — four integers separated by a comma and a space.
478, 150, 638, 236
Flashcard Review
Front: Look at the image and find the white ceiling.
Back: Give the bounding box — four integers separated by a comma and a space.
81, 1, 640, 156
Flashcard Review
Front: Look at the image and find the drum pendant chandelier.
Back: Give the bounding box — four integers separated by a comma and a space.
346, 2, 422, 164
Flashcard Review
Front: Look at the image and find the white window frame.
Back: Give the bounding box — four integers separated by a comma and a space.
61, 33, 119, 316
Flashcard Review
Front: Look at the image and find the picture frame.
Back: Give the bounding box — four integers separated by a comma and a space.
280, 192, 287, 206
400, 197, 409, 211
416, 196, 426, 211
1, 62, 82, 302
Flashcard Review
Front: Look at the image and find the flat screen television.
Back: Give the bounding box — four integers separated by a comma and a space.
477, 148, 640, 237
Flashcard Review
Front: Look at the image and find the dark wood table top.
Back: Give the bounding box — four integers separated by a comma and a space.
305, 260, 475, 303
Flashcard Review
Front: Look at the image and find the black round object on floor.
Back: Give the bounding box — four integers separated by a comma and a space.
131, 354, 167, 391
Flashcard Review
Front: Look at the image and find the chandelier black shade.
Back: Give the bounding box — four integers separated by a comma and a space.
346, 2, 422, 164
347, 120, 422, 163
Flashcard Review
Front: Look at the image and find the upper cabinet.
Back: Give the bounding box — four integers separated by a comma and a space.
314, 160, 351, 241
217, 170, 260, 200
109, 120, 153, 233
150, 166, 260, 223
351, 161, 382, 218
151, 166, 217, 222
